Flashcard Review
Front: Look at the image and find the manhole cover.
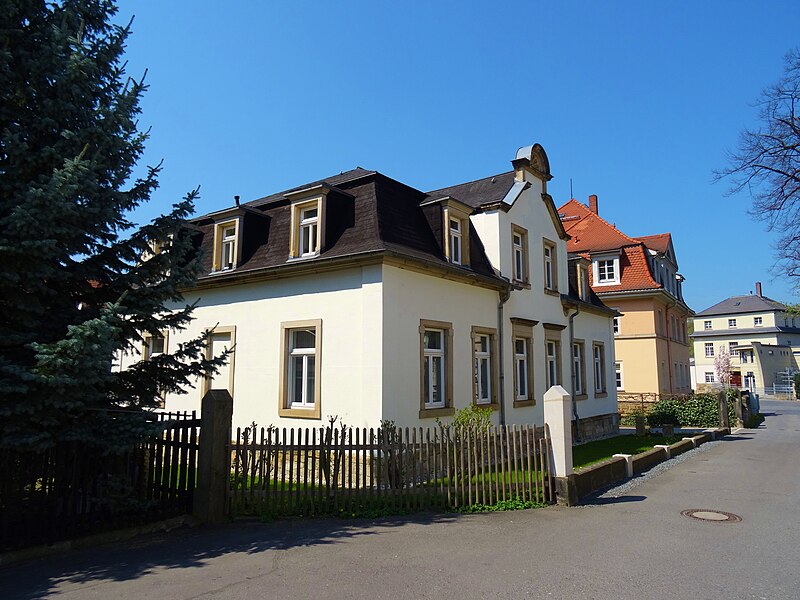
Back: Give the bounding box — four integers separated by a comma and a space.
681, 509, 742, 523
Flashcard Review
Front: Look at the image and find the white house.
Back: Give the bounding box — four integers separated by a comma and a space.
123, 144, 619, 439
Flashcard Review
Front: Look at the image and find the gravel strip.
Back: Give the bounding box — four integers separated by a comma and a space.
580, 439, 724, 505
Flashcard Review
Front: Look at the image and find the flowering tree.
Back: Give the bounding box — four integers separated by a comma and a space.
714, 346, 732, 388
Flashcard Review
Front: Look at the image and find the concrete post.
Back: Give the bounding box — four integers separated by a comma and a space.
194, 389, 234, 523
717, 390, 730, 432
544, 385, 576, 505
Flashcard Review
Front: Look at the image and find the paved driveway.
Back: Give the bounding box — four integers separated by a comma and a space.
3, 400, 799, 600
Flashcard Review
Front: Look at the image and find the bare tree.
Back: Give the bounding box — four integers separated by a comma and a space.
718, 49, 800, 280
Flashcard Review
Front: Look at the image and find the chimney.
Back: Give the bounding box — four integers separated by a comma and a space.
588, 194, 598, 214
756, 281, 762, 297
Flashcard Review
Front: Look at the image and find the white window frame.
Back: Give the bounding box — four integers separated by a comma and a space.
728, 318, 737, 329
572, 342, 585, 396
423, 329, 446, 409
513, 233, 524, 281
546, 340, 559, 388
593, 256, 620, 286
473, 333, 492, 405
514, 337, 529, 401
593, 343, 606, 394
299, 206, 320, 257
615, 362, 624, 391
288, 328, 317, 409
705, 343, 714, 357
729, 341, 739, 356
544, 244, 554, 290
754, 316, 763, 327
449, 218, 463, 265
704, 320, 712, 330
705, 372, 715, 383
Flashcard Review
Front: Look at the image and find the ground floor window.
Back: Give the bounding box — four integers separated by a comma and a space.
471, 327, 497, 406
546, 340, 560, 388
572, 342, 585, 396
593, 343, 606, 393
279, 320, 322, 419
419, 320, 453, 416
511, 318, 535, 406
615, 362, 623, 391
202, 326, 236, 398
705, 372, 715, 383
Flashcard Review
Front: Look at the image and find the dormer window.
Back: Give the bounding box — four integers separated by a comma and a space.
592, 253, 621, 286
449, 218, 462, 265
213, 219, 240, 272
299, 206, 319, 256
221, 226, 236, 270
577, 262, 590, 301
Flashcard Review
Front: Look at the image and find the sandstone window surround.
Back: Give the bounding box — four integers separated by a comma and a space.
279, 319, 322, 419
419, 320, 454, 419
511, 318, 537, 408
471, 326, 499, 410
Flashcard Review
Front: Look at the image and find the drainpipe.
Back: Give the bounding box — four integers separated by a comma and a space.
497, 287, 511, 426
664, 298, 677, 394
567, 304, 581, 442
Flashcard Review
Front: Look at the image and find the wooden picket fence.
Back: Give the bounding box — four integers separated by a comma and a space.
0, 410, 200, 552
229, 423, 554, 517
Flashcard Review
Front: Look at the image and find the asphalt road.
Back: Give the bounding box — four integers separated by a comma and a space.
2, 400, 799, 600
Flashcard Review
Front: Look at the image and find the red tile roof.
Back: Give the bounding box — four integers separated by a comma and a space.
557, 199, 662, 293
635, 233, 672, 255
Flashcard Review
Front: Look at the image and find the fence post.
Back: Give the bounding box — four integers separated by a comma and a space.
194, 389, 234, 523
717, 390, 730, 433
544, 385, 576, 506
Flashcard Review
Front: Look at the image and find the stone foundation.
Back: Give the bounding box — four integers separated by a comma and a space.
573, 412, 619, 443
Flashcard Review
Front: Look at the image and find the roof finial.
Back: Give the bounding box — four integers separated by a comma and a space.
234, 195, 240, 207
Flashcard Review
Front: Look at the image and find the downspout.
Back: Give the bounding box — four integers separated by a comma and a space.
664, 298, 677, 394
568, 304, 581, 442
497, 286, 511, 426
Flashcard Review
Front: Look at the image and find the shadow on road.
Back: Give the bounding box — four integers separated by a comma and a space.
581, 495, 647, 506
0, 512, 460, 600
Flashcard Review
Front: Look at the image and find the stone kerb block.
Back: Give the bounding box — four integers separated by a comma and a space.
613, 453, 634, 478
654, 444, 671, 459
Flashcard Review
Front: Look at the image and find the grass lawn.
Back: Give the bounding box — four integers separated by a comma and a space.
573, 434, 684, 470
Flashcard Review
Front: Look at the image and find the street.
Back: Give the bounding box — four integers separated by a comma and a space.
2, 399, 799, 600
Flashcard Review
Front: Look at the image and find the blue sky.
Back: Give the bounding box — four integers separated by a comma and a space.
117, 1, 800, 311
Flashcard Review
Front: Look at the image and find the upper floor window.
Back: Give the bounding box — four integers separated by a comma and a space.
613, 313, 620, 335
579, 263, 590, 301
146, 333, 165, 359
543, 239, 557, 292
449, 219, 463, 265
754, 316, 763, 326
299, 206, 319, 256
705, 342, 714, 357
728, 318, 737, 328
213, 219, 239, 272
593, 255, 620, 286
729, 341, 739, 356
511, 225, 529, 283
288, 194, 326, 259
615, 362, 624, 391
704, 320, 712, 330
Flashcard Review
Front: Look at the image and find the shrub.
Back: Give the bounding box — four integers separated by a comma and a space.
639, 393, 738, 428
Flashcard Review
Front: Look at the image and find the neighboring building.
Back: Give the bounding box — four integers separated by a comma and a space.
557, 196, 693, 397
120, 145, 618, 438
690, 283, 800, 394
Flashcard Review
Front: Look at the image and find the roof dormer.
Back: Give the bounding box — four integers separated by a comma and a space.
420, 195, 473, 267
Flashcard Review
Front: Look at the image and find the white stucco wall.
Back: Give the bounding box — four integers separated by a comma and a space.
120, 265, 384, 431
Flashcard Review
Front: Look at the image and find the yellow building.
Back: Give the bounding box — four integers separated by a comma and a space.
691, 283, 800, 395
558, 196, 693, 396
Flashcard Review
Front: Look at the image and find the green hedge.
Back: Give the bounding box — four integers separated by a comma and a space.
623, 392, 738, 428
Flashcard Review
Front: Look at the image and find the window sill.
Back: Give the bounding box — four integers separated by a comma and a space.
419, 406, 455, 419
575, 394, 588, 401
513, 398, 535, 408
595, 392, 608, 398
287, 253, 320, 262
279, 406, 321, 419
512, 279, 531, 289
543, 288, 560, 297
473, 401, 500, 411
